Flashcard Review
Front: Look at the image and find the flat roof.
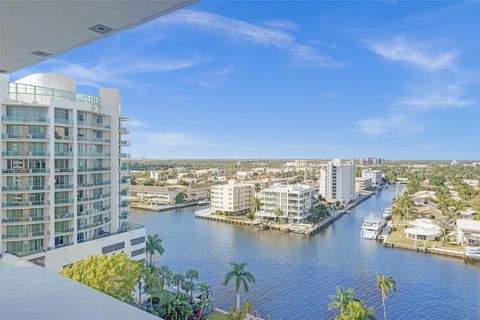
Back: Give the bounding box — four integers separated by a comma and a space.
0, 0, 196, 73
457, 219, 480, 231
0, 256, 159, 320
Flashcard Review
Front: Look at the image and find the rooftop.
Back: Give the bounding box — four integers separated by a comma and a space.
264, 184, 315, 193
0, 255, 159, 320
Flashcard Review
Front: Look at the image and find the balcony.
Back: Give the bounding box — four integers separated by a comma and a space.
2, 230, 48, 239
119, 126, 129, 134
55, 184, 74, 190
77, 218, 111, 231
9, 82, 100, 106
54, 118, 73, 126
119, 189, 129, 196
55, 212, 74, 219
54, 241, 74, 249
1, 115, 48, 124
78, 152, 111, 158
119, 200, 130, 208
55, 227, 74, 234
2, 151, 49, 157
2, 215, 47, 223
119, 153, 131, 159
55, 168, 74, 173
2, 168, 49, 175
2, 200, 49, 208
54, 198, 74, 205
77, 180, 111, 188
119, 177, 130, 184
54, 151, 73, 157
54, 135, 73, 141
119, 210, 129, 220
2, 133, 49, 140
77, 193, 111, 203
77, 120, 111, 129
2, 185, 49, 192
78, 166, 111, 173
78, 206, 111, 217
77, 136, 111, 143
119, 140, 130, 146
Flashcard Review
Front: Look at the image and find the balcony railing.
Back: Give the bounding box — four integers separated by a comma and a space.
119, 200, 130, 208
54, 118, 73, 125
2, 200, 49, 208
2, 215, 47, 223
55, 227, 74, 234
2, 133, 49, 140
55, 213, 74, 219
78, 152, 111, 157
77, 218, 111, 231
77, 136, 111, 143
55, 184, 74, 190
9, 82, 100, 106
78, 206, 111, 217
2, 151, 49, 157
2, 230, 48, 239
119, 210, 129, 220
54, 135, 73, 141
77, 180, 111, 188
55, 168, 74, 173
119, 153, 131, 158
2, 168, 48, 174
54, 198, 74, 205
54, 151, 73, 157
2, 185, 49, 191
1, 115, 48, 123
78, 167, 111, 173
77, 120, 111, 129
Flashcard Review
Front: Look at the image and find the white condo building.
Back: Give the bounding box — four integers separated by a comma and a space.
361, 169, 382, 186
256, 184, 317, 223
319, 159, 355, 203
0, 73, 146, 271
211, 182, 254, 215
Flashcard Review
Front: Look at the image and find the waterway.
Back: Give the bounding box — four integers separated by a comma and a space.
131, 187, 479, 320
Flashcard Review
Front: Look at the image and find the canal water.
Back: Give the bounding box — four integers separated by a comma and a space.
131, 187, 480, 320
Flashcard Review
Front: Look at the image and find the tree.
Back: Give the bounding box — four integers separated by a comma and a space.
198, 282, 213, 318
175, 191, 187, 204
437, 209, 456, 245
159, 293, 193, 320
146, 234, 165, 267
328, 286, 355, 315
246, 212, 255, 220
377, 274, 397, 320
227, 300, 253, 320
144, 266, 161, 311
173, 273, 185, 293
254, 182, 261, 194
253, 197, 261, 212
60, 253, 142, 303
224, 262, 256, 311
274, 208, 284, 223
158, 265, 173, 304
182, 280, 195, 303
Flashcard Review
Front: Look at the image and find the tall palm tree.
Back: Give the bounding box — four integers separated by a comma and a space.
158, 265, 173, 304
224, 262, 256, 311
172, 273, 185, 293
377, 273, 397, 320
198, 282, 212, 300
254, 183, 261, 194
146, 234, 165, 267
253, 197, 261, 213
144, 266, 161, 311
328, 286, 355, 315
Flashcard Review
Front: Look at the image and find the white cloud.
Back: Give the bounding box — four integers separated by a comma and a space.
160, 10, 341, 67
401, 94, 478, 111
45, 55, 209, 88
261, 19, 299, 31
183, 66, 235, 88
366, 36, 456, 71
357, 114, 423, 136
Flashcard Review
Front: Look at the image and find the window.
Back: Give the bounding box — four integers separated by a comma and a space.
131, 236, 146, 246
102, 241, 125, 254
131, 248, 146, 257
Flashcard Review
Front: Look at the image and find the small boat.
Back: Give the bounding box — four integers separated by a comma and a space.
464, 247, 480, 260
361, 214, 385, 240
382, 208, 392, 219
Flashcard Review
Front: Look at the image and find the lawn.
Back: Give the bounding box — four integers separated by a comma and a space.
207, 311, 229, 320
386, 226, 436, 248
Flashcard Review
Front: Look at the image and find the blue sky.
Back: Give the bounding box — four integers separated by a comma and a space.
12, 1, 480, 159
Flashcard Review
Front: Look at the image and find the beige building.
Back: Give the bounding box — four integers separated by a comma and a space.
355, 177, 372, 192
211, 182, 254, 215
319, 159, 355, 203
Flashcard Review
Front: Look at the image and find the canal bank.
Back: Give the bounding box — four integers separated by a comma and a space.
131, 186, 480, 320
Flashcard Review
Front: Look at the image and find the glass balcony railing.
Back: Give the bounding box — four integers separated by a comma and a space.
119, 200, 130, 208
54, 151, 73, 157
77, 167, 111, 173
55, 168, 74, 173
1, 115, 48, 123
119, 153, 131, 158
78, 206, 111, 217
77, 180, 111, 188
54, 242, 74, 249
9, 82, 100, 106
77, 193, 111, 202
55, 227, 74, 234
119, 210, 129, 220
55, 184, 74, 190
54, 135, 73, 141
77, 136, 111, 143
2, 230, 47, 239
78, 152, 111, 157
2, 215, 46, 223
2, 168, 48, 174
77, 218, 111, 231
2, 200, 49, 208
2, 151, 49, 157
55, 213, 74, 219
54, 198, 74, 205
2, 185, 49, 191
119, 189, 129, 196
119, 177, 130, 184
2, 133, 49, 140
54, 118, 73, 125
77, 120, 111, 129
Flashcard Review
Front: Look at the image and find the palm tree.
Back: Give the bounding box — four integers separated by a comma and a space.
377, 274, 397, 320
198, 282, 212, 300
329, 286, 355, 315
172, 273, 185, 293
254, 182, 261, 194
253, 197, 261, 213
340, 300, 375, 320
224, 262, 256, 311
146, 234, 165, 267
274, 208, 283, 223
158, 265, 173, 304
182, 280, 195, 303
160, 293, 193, 320
144, 266, 161, 311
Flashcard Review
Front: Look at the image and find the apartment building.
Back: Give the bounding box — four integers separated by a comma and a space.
355, 177, 372, 193
255, 184, 317, 223
361, 169, 383, 186
211, 182, 254, 215
319, 159, 355, 203
0, 73, 145, 271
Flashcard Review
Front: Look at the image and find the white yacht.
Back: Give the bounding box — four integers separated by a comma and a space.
464, 247, 480, 260
361, 214, 385, 240
382, 207, 392, 219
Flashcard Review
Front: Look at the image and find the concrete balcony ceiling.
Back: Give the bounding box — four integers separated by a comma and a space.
0, 0, 197, 73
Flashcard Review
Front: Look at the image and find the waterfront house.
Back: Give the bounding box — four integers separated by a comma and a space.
211, 181, 254, 215
404, 219, 441, 241
456, 219, 480, 246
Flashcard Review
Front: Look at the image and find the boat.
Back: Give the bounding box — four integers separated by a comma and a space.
361, 214, 385, 240
382, 207, 392, 219
464, 247, 480, 260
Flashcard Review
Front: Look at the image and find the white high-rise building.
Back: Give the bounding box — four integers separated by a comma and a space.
361, 169, 382, 186
319, 159, 355, 203
211, 181, 254, 215
255, 184, 317, 223
0, 73, 146, 271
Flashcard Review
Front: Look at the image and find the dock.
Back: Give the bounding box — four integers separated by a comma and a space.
131, 201, 205, 212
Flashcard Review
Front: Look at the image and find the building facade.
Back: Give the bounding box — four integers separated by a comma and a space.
255, 184, 317, 223
319, 159, 355, 203
0, 73, 145, 271
361, 169, 382, 186
355, 177, 372, 193
211, 182, 254, 215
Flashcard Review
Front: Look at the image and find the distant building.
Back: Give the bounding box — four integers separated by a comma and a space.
319, 159, 355, 203
129, 185, 182, 205
463, 179, 479, 188
404, 219, 441, 241
256, 184, 317, 223
355, 177, 372, 192
361, 169, 383, 186
285, 160, 307, 168
195, 168, 222, 178
451, 160, 459, 166
211, 182, 254, 215
149, 171, 161, 180
357, 157, 385, 165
